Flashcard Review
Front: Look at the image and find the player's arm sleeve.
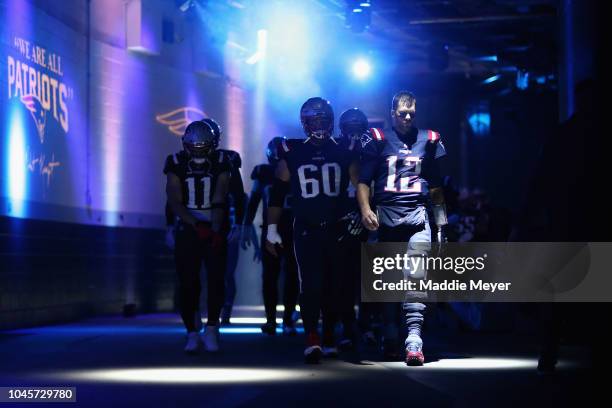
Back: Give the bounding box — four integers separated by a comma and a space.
229, 165, 247, 224
211, 171, 230, 232
358, 143, 379, 185
243, 166, 264, 225
163, 154, 176, 175
269, 159, 290, 208
435, 137, 447, 159
269, 179, 290, 208
423, 135, 447, 187
163, 155, 181, 225
166, 173, 197, 226
165, 201, 175, 226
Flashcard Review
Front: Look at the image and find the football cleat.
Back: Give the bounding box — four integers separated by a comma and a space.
537, 351, 558, 375
202, 326, 220, 352
194, 310, 203, 333
282, 323, 297, 336
184, 332, 201, 354
338, 338, 354, 352
382, 338, 400, 361
405, 334, 424, 366
405, 344, 425, 366
363, 330, 377, 346
260, 322, 277, 336
322, 345, 339, 358
304, 332, 322, 364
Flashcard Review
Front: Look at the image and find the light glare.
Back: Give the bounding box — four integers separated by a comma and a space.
352, 59, 371, 79
59, 368, 334, 384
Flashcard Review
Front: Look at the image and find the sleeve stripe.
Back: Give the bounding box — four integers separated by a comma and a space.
173, 153, 179, 165
371, 128, 384, 141
428, 130, 440, 141
281, 140, 290, 152
219, 151, 225, 163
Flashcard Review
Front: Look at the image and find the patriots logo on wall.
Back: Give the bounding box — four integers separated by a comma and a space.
20, 94, 47, 144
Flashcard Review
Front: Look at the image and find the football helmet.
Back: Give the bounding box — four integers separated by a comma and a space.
300, 97, 334, 140
339, 108, 368, 141
202, 117, 222, 148
266, 136, 286, 165
182, 121, 216, 164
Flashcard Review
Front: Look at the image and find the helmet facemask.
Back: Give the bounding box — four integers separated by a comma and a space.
184, 141, 213, 164
339, 108, 368, 142
341, 122, 367, 141
303, 114, 333, 141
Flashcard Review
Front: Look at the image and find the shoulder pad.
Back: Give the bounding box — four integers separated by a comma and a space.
279, 138, 303, 154
224, 149, 242, 168
174, 150, 188, 164
215, 149, 236, 166
360, 128, 385, 150
164, 151, 186, 174
370, 128, 385, 142
426, 129, 441, 143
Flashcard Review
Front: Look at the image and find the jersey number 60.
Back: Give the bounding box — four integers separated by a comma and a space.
297, 163, 341, 198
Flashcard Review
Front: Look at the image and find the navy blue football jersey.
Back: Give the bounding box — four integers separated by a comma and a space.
337, 137, 361, 216
251, 163, 275, 185
359, 127, 446, 227
217, 149, 246, 227
218, 149, 242, 170
279, 137, 355, 225
163, 150, 231, 220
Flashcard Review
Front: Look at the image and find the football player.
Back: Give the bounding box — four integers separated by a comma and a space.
241, 137, 299, 336
203, 117, 247, 325
265, 97, 359, 363
164, 120, 232, 354
321, 108, 369, 354
165, 118, 246, 327
357, 91, 448, 366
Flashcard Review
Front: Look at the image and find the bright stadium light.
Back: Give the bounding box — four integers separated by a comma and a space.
482, 74, 501, 85
352, 58, 371, 79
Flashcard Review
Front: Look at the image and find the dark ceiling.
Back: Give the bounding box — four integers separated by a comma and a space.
319, 0, 559, 80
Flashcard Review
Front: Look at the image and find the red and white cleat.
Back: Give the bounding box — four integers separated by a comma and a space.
405, 335, 424, 366
405, 348, 425, 366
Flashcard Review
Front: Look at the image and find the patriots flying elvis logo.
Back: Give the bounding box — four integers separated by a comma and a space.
20, 94, 47, 144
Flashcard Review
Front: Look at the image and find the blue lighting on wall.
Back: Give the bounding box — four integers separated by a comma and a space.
476, 55, 498, 62
5, 103, 28, 217
516, 70, 529, 90
467, 101, 491, 137
482, 74, 501, 85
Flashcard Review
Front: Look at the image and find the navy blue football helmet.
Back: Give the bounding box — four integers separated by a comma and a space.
300, 97, 334, 140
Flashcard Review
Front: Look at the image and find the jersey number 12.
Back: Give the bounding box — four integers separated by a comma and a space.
384, 156, 422, 193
